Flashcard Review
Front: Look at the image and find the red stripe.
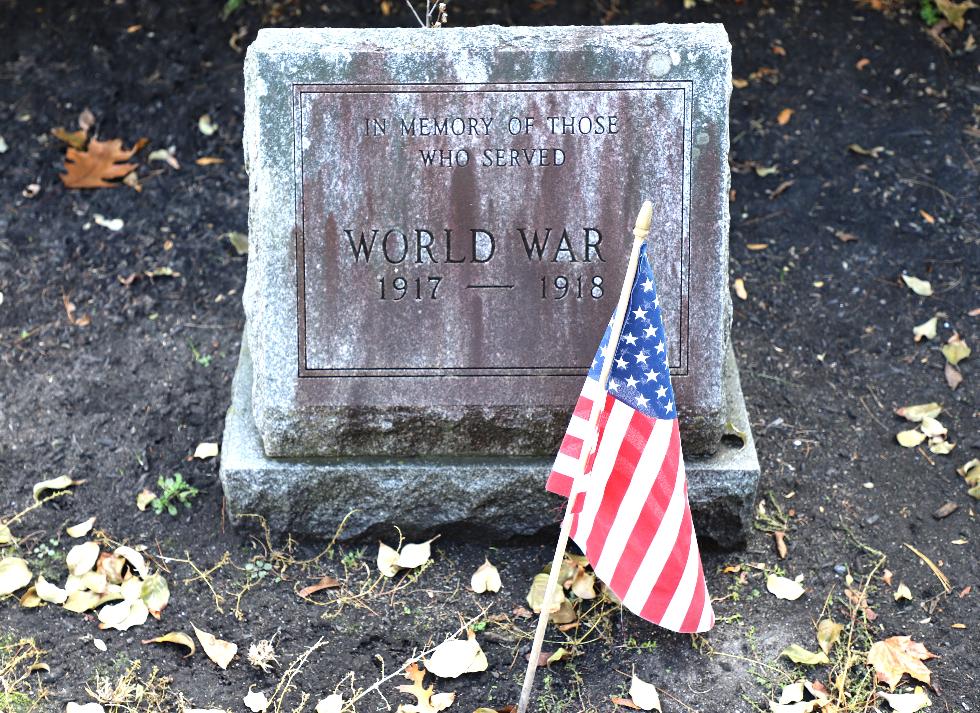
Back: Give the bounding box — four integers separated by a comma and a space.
606, 422, 679, 595
584, 406, 654, 563
677, 552, 708, 633
558, 433, 583, 460
546, 471, 573, 497
572, 394, 594, 421
639, 501, 693, 623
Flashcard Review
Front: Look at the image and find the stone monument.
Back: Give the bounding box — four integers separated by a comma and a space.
220, 24, 759, 548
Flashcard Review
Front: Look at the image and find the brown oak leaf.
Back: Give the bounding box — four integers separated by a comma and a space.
61, 136, 148, 189
867, 636, 936, 690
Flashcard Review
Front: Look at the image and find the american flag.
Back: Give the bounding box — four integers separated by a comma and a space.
547, 243, 714, 634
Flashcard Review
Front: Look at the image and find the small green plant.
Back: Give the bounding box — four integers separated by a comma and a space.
340, 547, 365, 569
244, 559, 274, 581
187, 339, 212, 367
151, 474, 199, 516
920, 0, 941, 25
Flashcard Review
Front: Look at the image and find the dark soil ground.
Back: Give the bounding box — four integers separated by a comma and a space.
1, 1, 977, 712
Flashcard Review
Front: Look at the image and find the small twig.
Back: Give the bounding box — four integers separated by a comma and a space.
904, 543, 951, 593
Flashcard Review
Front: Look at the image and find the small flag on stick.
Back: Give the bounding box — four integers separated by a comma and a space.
547, 236, 715, 633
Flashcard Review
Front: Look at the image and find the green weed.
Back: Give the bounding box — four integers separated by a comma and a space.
151, 474, 199, 516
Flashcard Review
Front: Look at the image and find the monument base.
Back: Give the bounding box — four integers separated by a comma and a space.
219, 344, 759, 549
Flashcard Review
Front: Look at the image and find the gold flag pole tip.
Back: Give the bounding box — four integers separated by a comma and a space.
633, 200, 653, 240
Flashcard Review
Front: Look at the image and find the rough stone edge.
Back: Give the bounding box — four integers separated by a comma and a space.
219, 341, 758, 549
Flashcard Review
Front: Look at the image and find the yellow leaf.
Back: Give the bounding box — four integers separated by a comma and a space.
193, 624, 237, 669
816, 618, 843, 655
895, 403, 942, 422
0, 558, 33, 595
66, 542, 100, 576
527, 572, 565, 613
896, 430, 926, 448
66, 516, 96, 538
35, 575, 68, 604
867, 636, 935, 689
780, 644, 830, 665
734, 278, 748, 300
142, 631, 195, 657
941, 333, 970, 365
912, 316, 937, 342
935, 0, 976, 30
33, 475, 83, 501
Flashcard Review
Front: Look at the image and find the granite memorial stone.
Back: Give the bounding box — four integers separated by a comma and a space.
220, 24, 760, 547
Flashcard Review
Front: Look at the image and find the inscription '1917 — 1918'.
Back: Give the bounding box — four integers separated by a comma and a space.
342, 225, 607, 302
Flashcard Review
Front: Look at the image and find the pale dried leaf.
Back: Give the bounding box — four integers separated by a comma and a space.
193, 624, 238, 669
919, 417, 946, 437
198, 114, 218, 136
33, 474, 82, 501
901, 274, 932, 296
243, 689, 269, 712
63, 590, 102, 613
878, 686, 932, 713
425, 633, 488, 678
928, 439, 955, 455
0, 524, 11, 546
778, 680, 805, 704
142, 631, 195, 657
944, 362, 962, 390
314, 694, 343, 713
941, 334, 971, 365
66, 516, 96, 538
19, 586, 42, 608
470, 559, 502, 593
377, 541, 400, 577
570, 569, 597, 599
896, 430, 926, 448
35, 575, 68, 604
0, 557, 32, 595
136, 488, 156, 511
141, 573, 170, 617
114, 545, 149, 579
193, 442, 219, 460
894, 583, 913, 601
766, 574, 805, 600
912, 316, 938, 342
67, 542, 100, 576
527, 572, 565, 613
895, 403, 942, 422
397, 540, 434, 569
817, 619, 843, 655
628, 674, 662, 712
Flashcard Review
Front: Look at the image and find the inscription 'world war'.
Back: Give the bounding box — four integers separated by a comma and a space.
294, 81, 691, 381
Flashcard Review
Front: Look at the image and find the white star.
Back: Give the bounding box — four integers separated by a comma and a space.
655, 385, 668, 399
622, 332, 638, 346
636, 394, 650, 408
615, 357, 629, 370
655, 341, 665, 354
644, 370, 658, 382
632, 306, 648, 321
641, 278, 654, 292
635, 352, 649, 365
653, 296, 660, 309
608, 379, 619, 392
625, 376, 638, 389
664, 400, 673, 413
644, 325, 658, 338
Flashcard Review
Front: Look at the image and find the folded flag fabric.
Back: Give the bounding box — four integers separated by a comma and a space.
546, 243, 714, 633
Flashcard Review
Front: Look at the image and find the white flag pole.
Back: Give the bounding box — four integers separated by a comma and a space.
516, 200, 654, 713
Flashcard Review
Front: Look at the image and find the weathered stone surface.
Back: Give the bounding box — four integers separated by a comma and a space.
220, 341, 757, 549
242, 25, 732, 459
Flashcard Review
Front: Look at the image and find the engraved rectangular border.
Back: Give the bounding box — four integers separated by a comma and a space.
293, 81, 692, 379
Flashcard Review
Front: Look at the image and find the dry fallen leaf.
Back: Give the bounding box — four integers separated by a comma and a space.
894, 583, 913, 601
817, 618, 843, 655
527, 572, 565, 614
33, 474, 83, 501
935, 0, 976, 30
66, 516, 96, 538
141, 573, 170, 617
919, 417, 946, 438
780, 644, 830, 665
941, 333, 971, 365
114, 545, 149, 579
733, 278, 748, 300
193, 624, 238, 669
61, 136, 147, 189
142, 631, 195, 657
35, 575, 68, 604
244, 688, 270, 712
901, 274, 933, 297
628, 674, 662, 711
777, 108, 795, 125
377, 541, 401, 578
98, 598, 149, 631
912, 316, 938, 342
424, 630, 488, 679
944, 362, 962, 390
896, 430, 926, 448
315, 694, 344, 713
198, 114, 219, 136
867, 636, 935, 689
194, 442, 220, 459
895, 403, 942, 422
878, 686, 932, 713
396, 662, 455, 713
0, 558, 33, 595
297, 575, 341, 598
471, 559, 502, 593
766, 573, 805, 600
67, 542, 100, 576
397, 539, 434, 569
136, 488, 156, 511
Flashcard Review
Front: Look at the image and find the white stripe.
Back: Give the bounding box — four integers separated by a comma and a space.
620, 460, 688, 612
565, 414, 595, 443
570, 401, 634, 544
658, 540, 700, 631
695, 589, 713, 632
592, 418, 673, 583
581, 377, 604, 402
551, 451, 581, 479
